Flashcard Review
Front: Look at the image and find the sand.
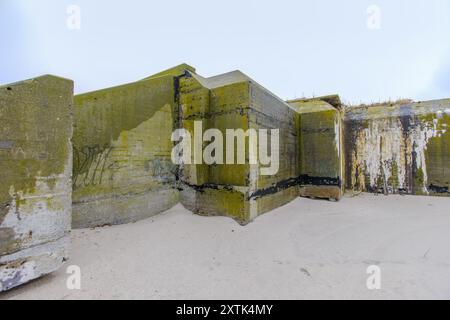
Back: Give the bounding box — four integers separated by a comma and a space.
1, 193, 450, 300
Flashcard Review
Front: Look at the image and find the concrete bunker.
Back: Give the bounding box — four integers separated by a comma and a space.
1, 64, 449, 292
0, 75, 73, 292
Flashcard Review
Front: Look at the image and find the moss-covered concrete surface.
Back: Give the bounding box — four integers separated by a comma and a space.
248, 82, 299, 217
72, 67, 186, 228
70, 64, 450, 229
178, 70, 301, 224
0, 75, 73, 292
289, 97, 343, 200
68, 64, 450, 229
178, 71, 252, 224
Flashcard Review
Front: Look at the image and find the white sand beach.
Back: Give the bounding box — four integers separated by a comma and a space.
2, 193, 450, 300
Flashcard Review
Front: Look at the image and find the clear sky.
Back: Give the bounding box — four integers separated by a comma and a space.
1, 0, 449, 104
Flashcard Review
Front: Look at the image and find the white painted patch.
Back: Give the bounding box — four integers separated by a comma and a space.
1, 171, 71, 250
0, 261, 36, 291
356, 118, 406, 190
334, 117, 341, 155
353, 115, 447, 193
409, 118, 446, 193
1, 161, 72, 291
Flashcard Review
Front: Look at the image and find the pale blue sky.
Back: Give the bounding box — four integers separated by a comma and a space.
1, 0, 449, 104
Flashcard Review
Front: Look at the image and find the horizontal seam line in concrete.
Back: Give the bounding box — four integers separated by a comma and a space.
72, 186, 177, 204
0, 232, 69, 260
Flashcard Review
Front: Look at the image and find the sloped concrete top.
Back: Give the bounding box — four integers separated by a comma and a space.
143, 63, 196, 80
190, 70, 251, 89
287, 94, 342, 111
190, 69, 294, 111
288, 99, 337, 114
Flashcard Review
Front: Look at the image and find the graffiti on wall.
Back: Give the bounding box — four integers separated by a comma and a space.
73, 144, 112, 189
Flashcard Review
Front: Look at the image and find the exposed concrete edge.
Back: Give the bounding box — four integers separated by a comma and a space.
72, 188, 179, 229
344, 99, 450, 120
0, 74, 74, 89
188, 70, 295, 112
75, 73, 175, 98
289, 99, 337, 114
287, 94, 342, 111
0, 234, 69, 292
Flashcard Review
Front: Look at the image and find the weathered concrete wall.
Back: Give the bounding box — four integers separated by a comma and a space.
72, 66, 188, 228
0, 75, 73, 292
248, 82, 299, 216
178, 71, 252, 224
178, 70, 299, 224
289, 97, 343, 200
344, 99, 450, 196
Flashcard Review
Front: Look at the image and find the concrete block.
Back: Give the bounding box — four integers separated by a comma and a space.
178, 70, 300, 224
0, 75, 73, 291
289, 97, 343, 200
248, 82, 299, 215
178, 71, 252, 224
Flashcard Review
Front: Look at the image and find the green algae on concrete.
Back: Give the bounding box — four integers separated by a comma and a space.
344, 99, 450, 196
0, 75, 73, 292
248, 81, 299, 215
72, 69, 184, 228
178, 71, 253, 223
288, 97, 343, 200
179, 70, 300, 224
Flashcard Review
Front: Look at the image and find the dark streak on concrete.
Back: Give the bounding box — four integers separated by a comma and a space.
250, 177, 299, 200
249, 175, 341, 200
428, 184, 449, 194
180, 181, 235, 193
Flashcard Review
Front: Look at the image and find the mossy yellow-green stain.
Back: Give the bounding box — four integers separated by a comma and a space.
72, 73, 179, 228
143, 63, 195, 80
289, 99, 342, 200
